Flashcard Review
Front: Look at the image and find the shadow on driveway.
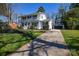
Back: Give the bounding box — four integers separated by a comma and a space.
28, 38, 68, 56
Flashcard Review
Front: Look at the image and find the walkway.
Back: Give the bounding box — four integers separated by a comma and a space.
9, 29, 70, 56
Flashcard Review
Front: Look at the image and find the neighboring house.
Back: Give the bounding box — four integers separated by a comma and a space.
19, 12, 53, 30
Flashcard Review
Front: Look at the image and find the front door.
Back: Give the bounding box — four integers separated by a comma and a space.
30, 22, 38, 29
42, 21, 49, 30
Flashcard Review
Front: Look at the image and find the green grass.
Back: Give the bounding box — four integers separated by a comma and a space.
0, 30, 44, 56
61, 30, 79, 56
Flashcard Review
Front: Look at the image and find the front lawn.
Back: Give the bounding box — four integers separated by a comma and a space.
61, 30, 79, 56
0, 30, 44, 56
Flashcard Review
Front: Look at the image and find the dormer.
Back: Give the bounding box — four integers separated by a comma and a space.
37, 12, 47, 21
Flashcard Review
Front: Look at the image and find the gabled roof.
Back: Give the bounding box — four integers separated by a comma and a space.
19, 12, 38, 18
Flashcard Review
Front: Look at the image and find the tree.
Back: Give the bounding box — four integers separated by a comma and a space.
56, 5, 67, 29
0, 3, 13, 23
7, 4, 14, 23
37, 6, 45, 13
64, 3, 79, 29
69, 3, 79, 9
0, 4, 10, 17
58, 5, 66, 23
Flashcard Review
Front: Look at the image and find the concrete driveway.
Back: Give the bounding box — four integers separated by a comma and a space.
9, 29, 70, 56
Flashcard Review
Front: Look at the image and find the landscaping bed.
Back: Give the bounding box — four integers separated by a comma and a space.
0, 30, 44, 56
61, 30, 79, 56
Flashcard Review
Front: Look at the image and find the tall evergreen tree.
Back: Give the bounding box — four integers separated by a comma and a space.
37, 6, 45, 13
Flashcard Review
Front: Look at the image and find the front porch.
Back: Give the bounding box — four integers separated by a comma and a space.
22, 20, 53, 30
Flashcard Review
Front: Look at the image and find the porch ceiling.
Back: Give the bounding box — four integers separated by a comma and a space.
24, 18, 49, 23
0, 3, 10, 17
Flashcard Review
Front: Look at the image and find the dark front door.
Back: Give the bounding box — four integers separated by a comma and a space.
42, 21, 49, 30
30, 22, 38, 29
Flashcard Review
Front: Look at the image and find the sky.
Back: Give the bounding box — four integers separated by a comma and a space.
0, 3, 70, 22
12, 3, 70, 15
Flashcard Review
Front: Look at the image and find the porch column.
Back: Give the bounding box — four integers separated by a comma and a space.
23, 22, 28, 30
37, 21, 42, 29
29, 22, 32, 29
48, 20, 52, 30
